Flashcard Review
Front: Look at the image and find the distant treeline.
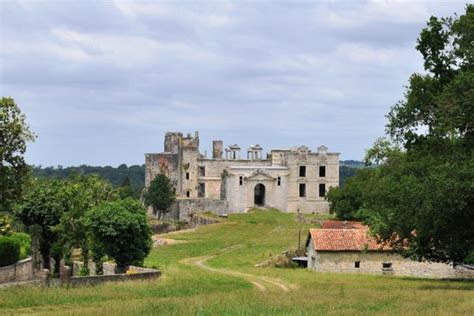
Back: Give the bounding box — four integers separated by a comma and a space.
32, 164, 146, 193
33, 160, 364, 191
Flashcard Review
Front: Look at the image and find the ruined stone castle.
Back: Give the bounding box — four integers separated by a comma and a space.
145, 131, 339, 218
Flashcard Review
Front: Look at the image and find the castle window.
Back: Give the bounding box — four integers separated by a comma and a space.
299, 166, 306, 177
199, 166, 205, 177
186, 172, 190, 180
277, 176, 281, 186
299, 183, 306, 197
319, 183, 326, 197
186, 190, 190, 197
355, 261, 360, 268
198, 183, 205, 197
239, 176, 243, 186
319, 166, 326, 177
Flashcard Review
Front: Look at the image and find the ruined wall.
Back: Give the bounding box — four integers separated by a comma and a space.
282, 148, 339, 213
168, 199, 229, 220
308, 248, 473, 279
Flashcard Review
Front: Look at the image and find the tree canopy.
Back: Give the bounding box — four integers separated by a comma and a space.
327, 5, 474, 264
144, 174, 175, 219
0, 97, 35, 215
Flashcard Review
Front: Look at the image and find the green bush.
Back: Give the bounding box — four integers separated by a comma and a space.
9, 233, 31, 259
0, 236, 21, 267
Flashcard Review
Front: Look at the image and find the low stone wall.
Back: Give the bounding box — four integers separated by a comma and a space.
72, 261, 116, 276
0, 257, 34, 284
66, 270, 161, 287
167, 199, 229, 220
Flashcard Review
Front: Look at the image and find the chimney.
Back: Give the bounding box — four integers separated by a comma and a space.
212, 140, 223, 159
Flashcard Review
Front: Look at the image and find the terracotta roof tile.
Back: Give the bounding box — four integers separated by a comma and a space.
309, 228, 392, 252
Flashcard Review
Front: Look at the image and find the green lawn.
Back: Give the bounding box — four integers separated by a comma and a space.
1, 209, 473, 315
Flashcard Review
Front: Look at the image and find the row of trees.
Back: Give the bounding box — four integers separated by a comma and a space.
1, 97, 158, 274
327, 5, 474, 264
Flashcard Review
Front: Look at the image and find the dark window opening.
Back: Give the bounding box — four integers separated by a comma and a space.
355, 261, 360, 268
299, 166, 306, 177
319, 183, 326, 197
198, 183, 205, 197
232, 151, 236, 159
186, 191, 190, 197
199, 166, 205, 177
299, 183, 306, 197
239, 176, 243, 186
277, 176, 281, 186
186, 172, 190, 180
382, 262, 392, 269
319, 166, 326, 177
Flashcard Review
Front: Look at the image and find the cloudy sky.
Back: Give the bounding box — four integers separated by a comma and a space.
0, 0, 467, 166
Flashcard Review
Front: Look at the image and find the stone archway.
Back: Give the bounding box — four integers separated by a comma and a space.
254, 183, 265, 206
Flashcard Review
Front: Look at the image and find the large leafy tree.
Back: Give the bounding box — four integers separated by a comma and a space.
85, 198, 152, 273
58, 174, 116, 273
328, 5, 474, 264
143, 174, 175, 219
0, 97, 35, 215
15, 179, 64, 270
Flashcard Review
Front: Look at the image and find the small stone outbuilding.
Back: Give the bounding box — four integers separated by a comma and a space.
306, 222, 474, 279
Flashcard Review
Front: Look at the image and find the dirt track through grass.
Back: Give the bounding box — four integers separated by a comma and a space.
182, 255, 292, 292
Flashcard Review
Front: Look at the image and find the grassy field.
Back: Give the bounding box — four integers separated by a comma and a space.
1, 209, 473, 315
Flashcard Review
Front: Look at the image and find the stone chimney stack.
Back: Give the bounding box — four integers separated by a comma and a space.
212, 140, 223, 159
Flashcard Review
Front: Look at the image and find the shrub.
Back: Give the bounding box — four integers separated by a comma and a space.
10, 232, 31, 259
0, 236, 21, 267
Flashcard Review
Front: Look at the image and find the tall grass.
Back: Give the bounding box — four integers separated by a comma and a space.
1, 209, 473, 315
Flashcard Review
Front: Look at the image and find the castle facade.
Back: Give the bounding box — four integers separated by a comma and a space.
145, 131, 339, 216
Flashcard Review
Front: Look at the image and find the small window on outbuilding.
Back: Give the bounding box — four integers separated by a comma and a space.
319, 183, 326, 197
319, 166, 326, 177
355, 261, 360, 268
299, 183, 306, 197
277, 176, 281, 186
199, 166, 205, 177
239, 176, 243, 186
382, 262, 392, 270
299, 166, 306, 177
186, 172, 190, 180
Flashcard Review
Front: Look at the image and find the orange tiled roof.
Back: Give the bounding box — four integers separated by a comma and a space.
321, 220, 367, 230
309, 228, 392, 252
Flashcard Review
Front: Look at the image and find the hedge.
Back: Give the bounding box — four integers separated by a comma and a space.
0, 236, 21, 267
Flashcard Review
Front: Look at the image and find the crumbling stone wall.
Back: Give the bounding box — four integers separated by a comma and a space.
0, 257, 34, 284
166, 199, 229, 221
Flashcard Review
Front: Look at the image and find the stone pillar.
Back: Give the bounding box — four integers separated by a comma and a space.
212, 140, 223, 159
60, 265, 71, 285
38, 269, 50, 287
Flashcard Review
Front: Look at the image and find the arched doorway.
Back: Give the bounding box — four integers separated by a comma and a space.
254, 183, 265, 206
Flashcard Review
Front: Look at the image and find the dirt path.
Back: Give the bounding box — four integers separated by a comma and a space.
182, 255, 293, 293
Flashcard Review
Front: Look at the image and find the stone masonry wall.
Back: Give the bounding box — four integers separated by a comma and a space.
310, 251, 474, 279
0, 257, 34, 284
167, 198, 228, 221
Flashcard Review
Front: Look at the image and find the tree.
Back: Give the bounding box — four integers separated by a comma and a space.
85, 198, 152, 273
143, 174, 175, 219
352, 5, 474, 264
326, 168, 374, 220
0, 97, 35, 214
15, 179, 64, 270
119, 175, 135, 199
57, 174, 116, 274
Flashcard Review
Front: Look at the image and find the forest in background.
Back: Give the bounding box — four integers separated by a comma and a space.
33, 160, 362, 193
